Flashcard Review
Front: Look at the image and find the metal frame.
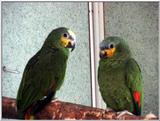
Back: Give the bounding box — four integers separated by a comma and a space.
89, 2, 105, 108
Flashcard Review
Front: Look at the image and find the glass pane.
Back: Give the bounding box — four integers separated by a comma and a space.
104, 2, 159, 115
2, 2, 91, 106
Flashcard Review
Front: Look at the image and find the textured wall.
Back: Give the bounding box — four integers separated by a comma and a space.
2, 2, 91, 106
104, 2, 159, 115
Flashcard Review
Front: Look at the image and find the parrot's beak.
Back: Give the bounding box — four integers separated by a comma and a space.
100, 48, 116, 58
61, 37, 76, 51
67, 40, 75, 52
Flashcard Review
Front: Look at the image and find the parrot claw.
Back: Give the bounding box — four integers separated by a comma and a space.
144, 112, 157, 120
51, 97, 58, 102
106, 107, 114, 112
116, 110, 133, 119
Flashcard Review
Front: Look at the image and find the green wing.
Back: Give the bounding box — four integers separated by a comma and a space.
125, 58, 143, 115
16, 50, 57, 113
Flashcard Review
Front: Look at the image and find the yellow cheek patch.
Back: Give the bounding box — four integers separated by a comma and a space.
61, 37, 70, 47
106, 47, 116, 57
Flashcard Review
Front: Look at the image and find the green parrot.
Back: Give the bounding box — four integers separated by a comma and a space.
98, 36, 143, 116
16, 27, 76, 119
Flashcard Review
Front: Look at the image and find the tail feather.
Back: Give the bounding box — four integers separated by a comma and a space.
132, 91, 141, 115
17, 111, 25, 119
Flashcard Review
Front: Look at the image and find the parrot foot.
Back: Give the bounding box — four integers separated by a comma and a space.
51, 97, 58, 102
116, 110, 133, 119
106, 107, 114, 112
144, 112, 157, 119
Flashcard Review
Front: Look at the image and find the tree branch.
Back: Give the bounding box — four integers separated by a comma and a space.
2, 96, 158, 120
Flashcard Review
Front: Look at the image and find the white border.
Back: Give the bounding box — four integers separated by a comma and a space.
1, 0, 160, 2
0, 1, 2, 120
158, 2, 160, 118
0, 1, 159, 119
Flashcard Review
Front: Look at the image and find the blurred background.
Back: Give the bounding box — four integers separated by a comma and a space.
1, 1, 159, 116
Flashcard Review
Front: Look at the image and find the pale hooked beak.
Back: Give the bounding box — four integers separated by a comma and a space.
67, 40, 75, 52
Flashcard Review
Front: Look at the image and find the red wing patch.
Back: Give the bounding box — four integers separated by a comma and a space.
133, 91, 141, 107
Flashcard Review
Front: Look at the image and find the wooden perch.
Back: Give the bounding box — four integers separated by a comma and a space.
2, 96, 158, 120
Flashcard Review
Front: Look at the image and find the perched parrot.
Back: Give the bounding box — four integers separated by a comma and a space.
16, 27, 76, 119
98, 36, 143, 116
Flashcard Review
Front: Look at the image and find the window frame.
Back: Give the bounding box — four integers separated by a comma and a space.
89, 2, 105, 108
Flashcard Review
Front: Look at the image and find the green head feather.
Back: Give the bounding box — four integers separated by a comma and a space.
99, 36, 131, 60
43, 27, 76, 52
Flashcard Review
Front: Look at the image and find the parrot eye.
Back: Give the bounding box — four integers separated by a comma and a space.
63, 33, 69, 38
109, 43, 114, 49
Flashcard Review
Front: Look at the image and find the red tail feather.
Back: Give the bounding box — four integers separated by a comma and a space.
133, 91, 141, 107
